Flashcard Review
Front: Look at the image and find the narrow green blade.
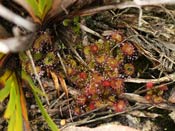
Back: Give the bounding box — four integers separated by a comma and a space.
22, 70, 45, 96
4, 80, 16, 119
7, 110, 16, 131
32, 90, 59, 131
0, 81, 11, 102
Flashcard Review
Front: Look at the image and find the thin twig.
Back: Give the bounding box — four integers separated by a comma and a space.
49, 93, 65, 109
61, 104, 143, 130
66, 105, 108, 122
119, 93, 150, 103
121, 93, 175, 111
81, 19, 89, 46
125, 72, 175, 84
79, 23, 103, 39
57, 52, 67, 75
134, 81, 174, 94
134, 0, 175, 5
67, 42, 88, 67
72, 2, 141, 16
26, 50, 50, 105
138, 7, 143, 26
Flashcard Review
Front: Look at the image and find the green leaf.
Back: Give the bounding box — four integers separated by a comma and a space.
39, 0, 47, 14
0, 80, 11, 102
43, 0, 52, 18
21, 64, 59, 131
26, 0, 40, 18
0, 69, 12, 83
8, 108, 22, 131
26, 0, 52, 21
38, 0, 52, 20
73, 16, 80, 23
4, 73, 23, 131
7, 110, 16, 131
63, 19, 71, 26
15, 79, 23, 131
32, 90, 59, 131
4, 80, 16, 119
22, 70, 46, 96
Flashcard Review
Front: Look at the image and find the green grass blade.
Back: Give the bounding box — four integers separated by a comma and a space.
4, 73, 23, 131
32, 90, 59, 131
26, 0, 41, 18
7, 110, 16, 131
0, 70, 13, 102
38, 0, 46, 14
4, 80, 16, 119
0, 81, 11, 102
43, 0, 52, 14
15, 77, 23, 131
22, 67, 58, 130
26, 0, 52, 20
22, 70, 46, 96
45, 0, 52, 15
38, 0, 52, 20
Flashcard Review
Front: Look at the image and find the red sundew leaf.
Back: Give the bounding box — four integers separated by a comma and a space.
89, 102, 96, 110
113, 100, 127, 112
159, 85, 168, 91
120, 42, 135, 56
123, 63, 135, 76
91, 73, 104, 83
77, 95, 87, 105
106, 57, 119, 69
90, 44, 99, 54
111, 31, 123, 42
79, 72, 87, 79
144, 94, 152, 101
85, 84, 98, 95
95, 55, 106, 64
102, 80, 111, 87
111, 78, 124, 90
146, 82, 154, 89
152, 95, 163, 104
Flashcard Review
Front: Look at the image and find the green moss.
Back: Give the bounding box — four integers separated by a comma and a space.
43, 52, 56, 66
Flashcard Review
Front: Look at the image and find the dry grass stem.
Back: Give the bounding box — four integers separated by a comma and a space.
26, 50, 50, 105
79, 23, 103, 39
125, 72, 175, 84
